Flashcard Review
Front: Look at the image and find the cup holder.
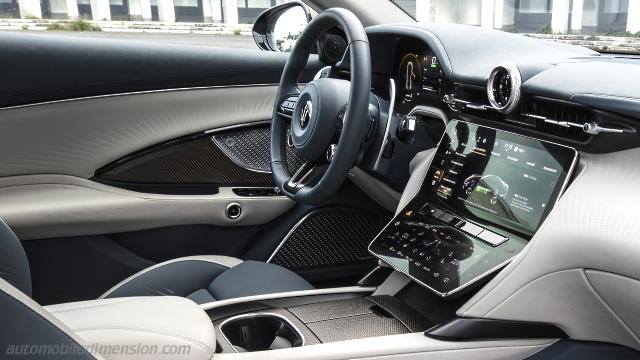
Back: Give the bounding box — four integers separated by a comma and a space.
219, 313, 305, 352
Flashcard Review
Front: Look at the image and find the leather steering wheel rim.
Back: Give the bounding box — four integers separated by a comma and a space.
270, 8, 371, 205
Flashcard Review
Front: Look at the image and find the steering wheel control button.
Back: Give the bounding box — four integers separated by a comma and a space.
225, 203, 242, 220
478, 230, 508, 247
278, 96, 299, 118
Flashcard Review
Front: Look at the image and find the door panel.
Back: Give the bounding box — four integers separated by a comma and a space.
0, 175, 294, 240
0, 33, 390, 304
0, 86, 278, 178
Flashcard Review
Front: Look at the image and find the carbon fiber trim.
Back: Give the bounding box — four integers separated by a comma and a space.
287, 296, 431, 333
287, 297, 372, 323
268, 208, 380, 270
365, 295, 432, 332
306, 313, 409, 342
212, 125, 305, 175
96, 134, 274, 185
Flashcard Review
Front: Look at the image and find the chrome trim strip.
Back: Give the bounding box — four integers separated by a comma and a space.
198, 286, 376, 311
0, 83, 279, 112
204, 120, 271, 134
218, 312, 306, 353
368, 119, 579, 298
374, 78, 396, 171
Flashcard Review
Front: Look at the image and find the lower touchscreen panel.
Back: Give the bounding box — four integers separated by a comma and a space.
369, 120, 578, 296
369, 200, 524, 296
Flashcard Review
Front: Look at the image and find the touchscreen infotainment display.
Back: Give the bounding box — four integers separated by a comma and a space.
425, 120, 578, 235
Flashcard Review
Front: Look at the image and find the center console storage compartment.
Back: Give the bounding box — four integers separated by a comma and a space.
212, 295, 433, 352
219, 313, 304, 352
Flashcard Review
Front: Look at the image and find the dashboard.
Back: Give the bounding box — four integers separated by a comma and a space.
354, 23, 640, 297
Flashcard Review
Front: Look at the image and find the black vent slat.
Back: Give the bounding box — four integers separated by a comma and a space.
526, 99, 592, 142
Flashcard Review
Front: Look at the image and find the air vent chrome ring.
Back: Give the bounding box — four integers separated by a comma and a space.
487, 61, 522, 114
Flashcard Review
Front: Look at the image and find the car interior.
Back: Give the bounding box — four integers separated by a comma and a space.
2, 0, 640, 359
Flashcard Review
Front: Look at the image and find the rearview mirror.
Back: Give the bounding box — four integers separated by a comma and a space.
252, 1, 312, 52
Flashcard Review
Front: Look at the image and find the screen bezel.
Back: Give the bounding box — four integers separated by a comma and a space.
421, 120, 579, 237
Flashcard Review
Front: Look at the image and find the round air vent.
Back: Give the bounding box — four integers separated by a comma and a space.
487, 62, 522, 114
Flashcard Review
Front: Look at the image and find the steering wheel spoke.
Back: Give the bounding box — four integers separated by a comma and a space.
276, 94, 300, 119
284, 161, 328, 194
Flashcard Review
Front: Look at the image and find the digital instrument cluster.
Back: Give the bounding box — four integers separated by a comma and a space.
395, 42, 447, 111
369, 120, 578, 296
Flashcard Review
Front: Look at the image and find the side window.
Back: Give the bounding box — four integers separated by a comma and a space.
1, 0, 306, 49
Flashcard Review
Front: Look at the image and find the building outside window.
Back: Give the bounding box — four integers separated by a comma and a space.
0, 0, 20, 18
392, 0, 637, 35
236, 0, 275, 24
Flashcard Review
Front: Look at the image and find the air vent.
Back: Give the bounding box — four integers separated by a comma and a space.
523, 99, 593, 142
487, 62, 521, 114
448, 86, 504, 122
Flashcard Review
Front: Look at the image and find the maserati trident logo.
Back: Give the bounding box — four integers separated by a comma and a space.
300, 100, 312, 129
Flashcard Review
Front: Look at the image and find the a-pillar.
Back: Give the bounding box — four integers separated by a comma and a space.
415, 0, 430, 22
551, 0, 570, 34
157, 0, 175, 22
18, 0, 42, 18
222, 0, 237, 25
90, 0, 111, 20
628, 0, 640, 33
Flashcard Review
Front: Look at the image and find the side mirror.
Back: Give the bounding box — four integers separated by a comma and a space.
252, 1, 312, 52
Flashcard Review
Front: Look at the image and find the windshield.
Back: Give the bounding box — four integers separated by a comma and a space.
390, 0, 640, 55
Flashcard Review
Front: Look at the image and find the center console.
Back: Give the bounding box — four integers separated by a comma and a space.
369, 120, 578, 296
210, 292, 434, 353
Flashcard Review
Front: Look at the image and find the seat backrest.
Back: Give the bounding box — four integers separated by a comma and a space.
0, 218, 32, 297
0, 277, 97, 359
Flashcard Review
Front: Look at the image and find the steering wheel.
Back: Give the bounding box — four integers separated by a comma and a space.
270, 8, 371, 205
